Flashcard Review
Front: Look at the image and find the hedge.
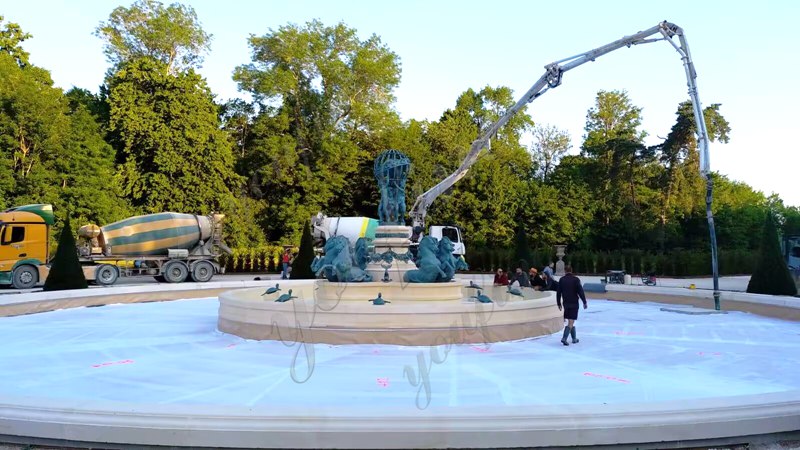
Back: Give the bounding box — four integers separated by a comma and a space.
467, 246, 754, 277
223, 244, 756, 277
219, 245, 298, 273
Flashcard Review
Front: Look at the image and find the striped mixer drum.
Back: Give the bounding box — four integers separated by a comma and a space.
97, 213, 213, 256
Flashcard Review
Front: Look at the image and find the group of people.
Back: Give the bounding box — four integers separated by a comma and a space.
493, 263, 557, 291
492, 262, 588, 347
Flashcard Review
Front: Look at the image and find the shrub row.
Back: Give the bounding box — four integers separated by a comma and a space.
219, 245, 297, 273
224, 245, 755, 277
467, 247, 755, 277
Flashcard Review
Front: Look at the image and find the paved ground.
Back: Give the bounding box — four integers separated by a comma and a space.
1, 297, 798, 410
0, 273, 752, 295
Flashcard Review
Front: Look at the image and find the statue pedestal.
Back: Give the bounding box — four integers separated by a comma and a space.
219, 282, 562, 345
367, 225, 417, 281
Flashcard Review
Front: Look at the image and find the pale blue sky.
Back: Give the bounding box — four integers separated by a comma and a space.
3, 0, 799, 205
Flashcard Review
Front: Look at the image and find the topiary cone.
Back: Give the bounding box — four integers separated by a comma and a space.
44, 216, 88, 291
746, 212, 797, 296
290, 221, 316, 280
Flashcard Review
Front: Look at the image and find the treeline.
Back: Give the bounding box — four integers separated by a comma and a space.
2, 3, 799, 276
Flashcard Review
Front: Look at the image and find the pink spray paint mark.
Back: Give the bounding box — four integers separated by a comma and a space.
697, 351, 722, 357
372, 349, 380, 354
376, 377, 390, 387
583, 372, 630, 384
225, 343, 237, 349
613, 331, 643, 336
92, 359, 134, 368
470, 345, 491, 353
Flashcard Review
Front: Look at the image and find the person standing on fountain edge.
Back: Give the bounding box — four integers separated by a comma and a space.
556, 265, 587, 346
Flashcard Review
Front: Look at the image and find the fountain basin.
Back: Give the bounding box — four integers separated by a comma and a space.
218, 282, 561, 345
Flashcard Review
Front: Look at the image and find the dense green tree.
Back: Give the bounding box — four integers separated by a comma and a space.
530, 124, 571, 182
95, 0, 211, 73
0, 15, 31, 67
653, 101, 731, 249
44, 216, 88, 291
781, 205, 800, 237
0, 52, 69, 211
746, 212, 797, 296
220, 98, 256, 161
0, 154, 11, 209
65, 87, 110, 126
0, 20, 130, 227
580, 90, 657, 249
223, 195, 267, 248
107, 58, 240, 216
423, 86, 533, 247
518, 177, 594, 249
56, 100, 132, 226
233, 20, 401, 242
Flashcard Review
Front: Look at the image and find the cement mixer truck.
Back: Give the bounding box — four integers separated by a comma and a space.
0, 204, 231, 289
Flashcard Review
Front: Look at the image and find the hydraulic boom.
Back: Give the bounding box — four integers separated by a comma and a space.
409, 20, 721, 307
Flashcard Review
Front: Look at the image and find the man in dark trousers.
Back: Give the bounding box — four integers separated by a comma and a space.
556, 265, 587, 346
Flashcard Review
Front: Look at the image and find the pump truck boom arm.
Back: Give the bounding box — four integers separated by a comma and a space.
409, 21, 712, 230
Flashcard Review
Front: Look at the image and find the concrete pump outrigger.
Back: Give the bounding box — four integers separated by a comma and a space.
408, 21, 721, 309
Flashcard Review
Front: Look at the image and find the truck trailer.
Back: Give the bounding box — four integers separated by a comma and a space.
0, 204, 231, 289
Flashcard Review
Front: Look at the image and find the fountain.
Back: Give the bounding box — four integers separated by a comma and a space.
217, 150, 561, 345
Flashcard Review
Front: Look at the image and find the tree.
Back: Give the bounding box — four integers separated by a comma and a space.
0, 20, 130, 228
581, 90, 657, 249
95, 0, 211, 73
290, 222, 316, 279
746, 212, 797, 296
530, 124, 571, 181
220, 98, 256, 161
0, 15, 31, 67
44, 216, 88, 291
0, 52, 69, 218
423, 86, 534, 247
517, 177, 594, 249
654, 101, 731, 250
233, 20, 401, 242
56, 98, 132, 226
107, 57, 240, 215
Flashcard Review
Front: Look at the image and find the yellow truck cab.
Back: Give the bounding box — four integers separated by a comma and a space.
0, 204, 53, 289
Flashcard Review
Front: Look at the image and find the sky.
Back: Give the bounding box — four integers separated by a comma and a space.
3, 0, 799, 206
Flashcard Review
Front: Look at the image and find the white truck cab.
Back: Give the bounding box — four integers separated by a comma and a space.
427, 225, 465, 257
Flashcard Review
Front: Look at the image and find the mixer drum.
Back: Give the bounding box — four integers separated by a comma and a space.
99, 213, 211, 256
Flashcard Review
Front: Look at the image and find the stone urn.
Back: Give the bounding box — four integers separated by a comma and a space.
555, 244, 567, 276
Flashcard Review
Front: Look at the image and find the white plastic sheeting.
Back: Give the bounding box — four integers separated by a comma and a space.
0, 298, 798, 410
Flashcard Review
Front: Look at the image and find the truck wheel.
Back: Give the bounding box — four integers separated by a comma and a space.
190, 261, 214, 283
12, 265, 38, 289
162, 261, 188, 283
95, 264, 119, 286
